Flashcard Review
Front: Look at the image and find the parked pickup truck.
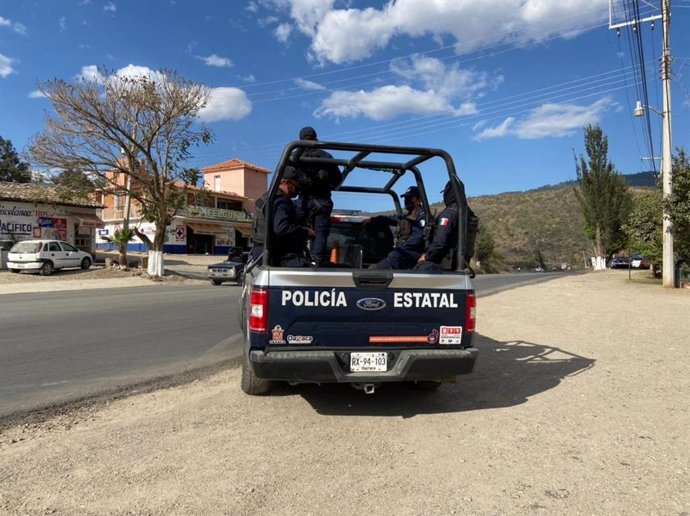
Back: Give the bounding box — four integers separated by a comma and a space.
208, 249, 249, 285
239, 140, 477, 395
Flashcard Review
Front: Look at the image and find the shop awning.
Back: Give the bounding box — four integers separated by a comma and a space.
186, 222, 230, 236
235, 224, 253, 237
75, 214, 105, 228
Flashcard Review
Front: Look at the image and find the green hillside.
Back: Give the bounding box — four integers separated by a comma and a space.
466, 186, 590, 269
428, 173, 656, 270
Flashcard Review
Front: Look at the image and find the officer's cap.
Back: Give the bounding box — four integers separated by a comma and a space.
401, 186, 420, 198
282, 166, 300, 181
299, 126, 317, 140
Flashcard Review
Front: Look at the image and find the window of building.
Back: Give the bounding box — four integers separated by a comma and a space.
115, 191, 125, 211
217, 199, 242, 211
214, 175, 221, 192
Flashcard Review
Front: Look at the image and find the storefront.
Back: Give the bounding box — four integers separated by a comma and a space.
0, 183, 105, 254
95, 209, 252, 255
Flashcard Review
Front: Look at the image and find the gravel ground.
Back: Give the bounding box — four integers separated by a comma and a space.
0, 271, 688, 515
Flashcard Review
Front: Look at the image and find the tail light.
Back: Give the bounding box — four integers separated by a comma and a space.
249, 288, 269, 333
465, 291, 476, 333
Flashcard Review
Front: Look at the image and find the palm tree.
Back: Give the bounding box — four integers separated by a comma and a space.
101, 227, 135, 268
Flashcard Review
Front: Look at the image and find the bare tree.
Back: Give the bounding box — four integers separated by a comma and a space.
27, 69, 212, 276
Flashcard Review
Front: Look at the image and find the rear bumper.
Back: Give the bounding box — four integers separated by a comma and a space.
250, 347, 478, 383
7, 261, 42, 271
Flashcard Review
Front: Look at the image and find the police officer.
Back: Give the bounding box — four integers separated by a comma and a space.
250, 166, 315, 267
415, 178, 477, 272
370, 186, 426, 269
293, 126, 342, 265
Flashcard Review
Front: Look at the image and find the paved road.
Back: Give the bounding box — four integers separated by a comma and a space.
0, 284, 244, 417
0, 272, 561, 418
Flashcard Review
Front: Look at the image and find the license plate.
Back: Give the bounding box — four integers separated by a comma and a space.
350, 352, 387, 372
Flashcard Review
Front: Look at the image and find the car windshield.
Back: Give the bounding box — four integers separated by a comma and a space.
10, 241, 42, 253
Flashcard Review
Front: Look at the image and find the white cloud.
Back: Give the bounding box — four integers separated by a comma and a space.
514, 99, 614, 139
315, 55, 490, 121
0, 53, 15, 78
475, 117, 515, 140
315, 86, 456, 121
198, 87, 252, 122
1, 15, 27, 34
115, 64, 165, 82
240, 74, 256, 83
475, 98, 615, 140
197, 54, 233, 68
271, 0, 608, 65
59, 17, 67, 31
28, 90, 48, 98
274, 23, 292, 43
75, 64, 165, 84
103, 2, 117, 12
75, 65, 105, 83
294, 78, 325, 91
72, 63, 251, 121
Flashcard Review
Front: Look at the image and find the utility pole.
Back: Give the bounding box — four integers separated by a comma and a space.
611, 0, 674, 287
660, 0, 674, 287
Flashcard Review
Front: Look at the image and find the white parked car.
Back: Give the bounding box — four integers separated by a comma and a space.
7, 240, 93, 276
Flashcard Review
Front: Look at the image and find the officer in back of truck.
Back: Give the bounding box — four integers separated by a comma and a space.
293, 126, 342, 265
414, 178, 478, 272
250, 166, 315, 267
369, 186, 426, 270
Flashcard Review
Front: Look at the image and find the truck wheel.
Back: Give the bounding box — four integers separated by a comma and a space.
241, 349, 272, 395
40, 261, 54, 276
210, 279, 223, 286
414, 381, 442, 391
9, 269, 20, 273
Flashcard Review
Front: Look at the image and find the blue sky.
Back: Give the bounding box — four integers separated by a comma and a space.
2, 0, 690, 206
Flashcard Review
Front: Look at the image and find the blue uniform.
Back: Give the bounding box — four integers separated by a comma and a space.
251, 190, 311, 267
294, 148, 341, 265
371, 207, 426, 270
414, 203, 458, 272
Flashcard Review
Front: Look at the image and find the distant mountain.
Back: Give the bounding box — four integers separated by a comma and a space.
622, 171, 657, 188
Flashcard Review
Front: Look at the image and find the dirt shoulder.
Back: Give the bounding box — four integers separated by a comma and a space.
0, 271, 688, 515
0, 260, 209, 295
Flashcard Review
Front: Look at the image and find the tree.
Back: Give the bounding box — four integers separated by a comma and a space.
574, 124, 632, 269
623, 148, 690, 277
623, 189, 662, 272
667, 149, 690, 261
50, 168, 104, 201
100, 227, 136, 269
0, 136, 31, 183
475, 224, 502, 273
27, 69, 213, 276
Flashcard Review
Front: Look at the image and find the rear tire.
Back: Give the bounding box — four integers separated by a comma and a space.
210, 279, 223, 286
81, 257, 92, 270
241, 347, 272, 395
40, 261, 54, 276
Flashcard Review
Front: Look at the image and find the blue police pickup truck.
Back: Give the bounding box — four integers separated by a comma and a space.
239, 140, 477, 395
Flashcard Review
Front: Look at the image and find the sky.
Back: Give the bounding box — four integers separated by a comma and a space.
2, 0, 690, 208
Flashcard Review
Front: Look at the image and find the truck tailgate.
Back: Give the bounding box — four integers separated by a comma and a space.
262, 270, 474, 349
